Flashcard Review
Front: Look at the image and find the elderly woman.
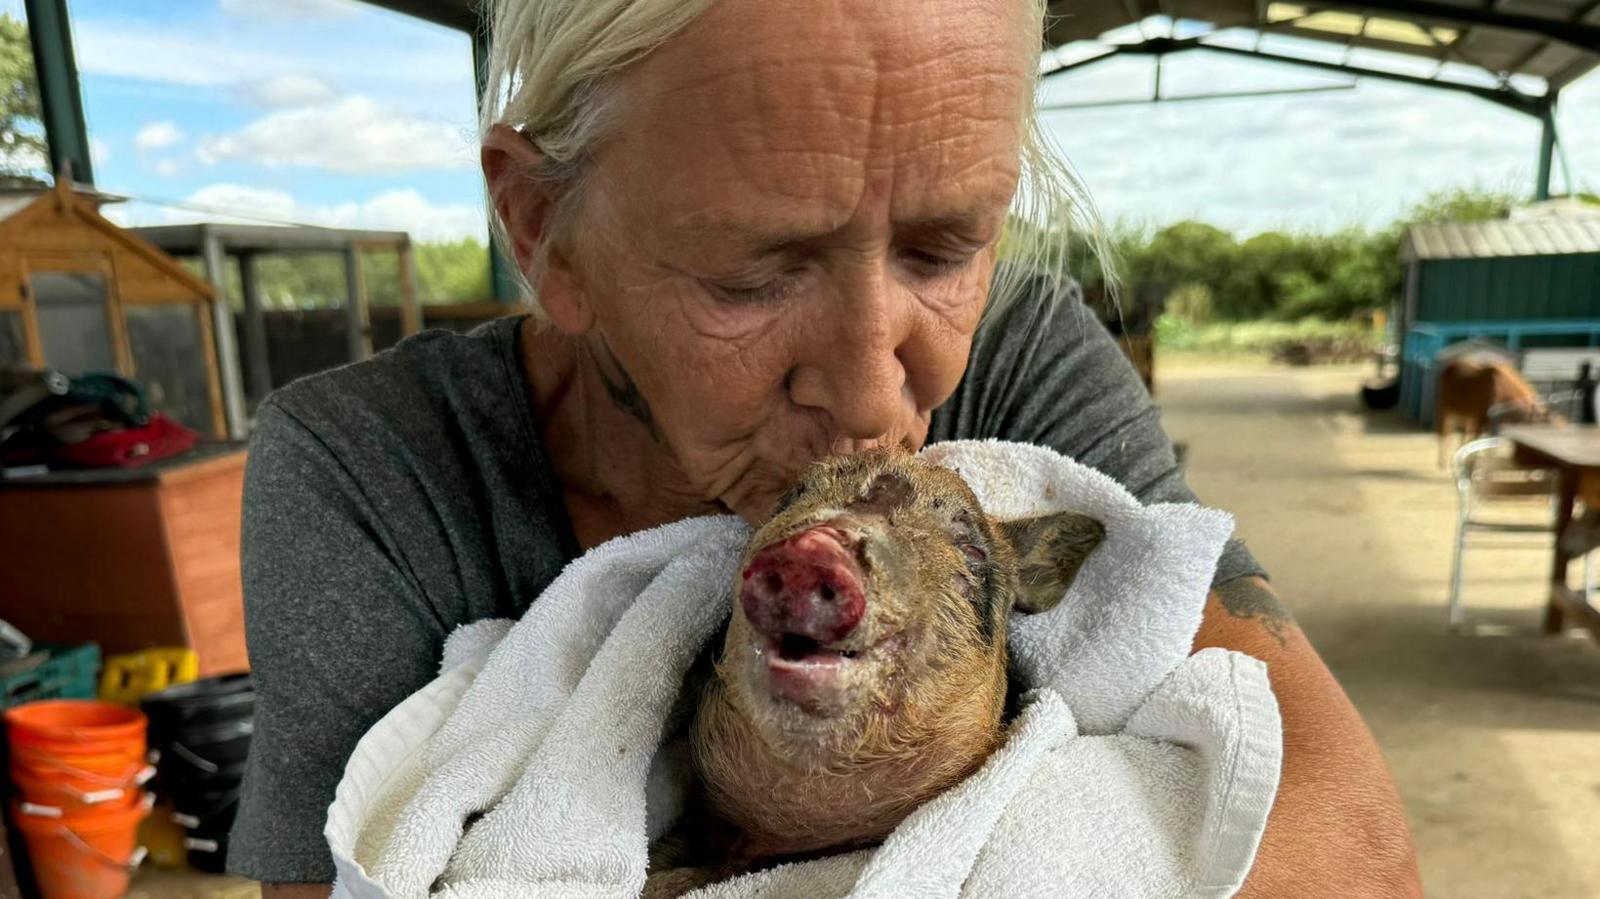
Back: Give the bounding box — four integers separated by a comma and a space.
228, 0, 1420, 895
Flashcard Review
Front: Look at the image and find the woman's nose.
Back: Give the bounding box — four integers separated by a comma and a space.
787, 270, 914, 441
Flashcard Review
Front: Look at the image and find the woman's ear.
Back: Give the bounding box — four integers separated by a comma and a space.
995, 510, 1106, 613
481, 123, 594, 335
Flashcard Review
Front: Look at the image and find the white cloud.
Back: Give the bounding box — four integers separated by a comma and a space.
90, 138, 111, 167
76, 22, 294, 89
73, 16, 471, 97
236, 74, 338, 108
134, 122, 185, 153
196, 96, 474, 174
150, 158, 185, 178
104, 183, 487, 243
322, 189, 486, 242
218, 0, 358, 20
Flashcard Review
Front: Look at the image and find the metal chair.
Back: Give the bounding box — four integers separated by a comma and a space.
1446, 437, 1561, 630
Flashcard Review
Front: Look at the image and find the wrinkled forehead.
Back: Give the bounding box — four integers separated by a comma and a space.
598, 0, 1036, 237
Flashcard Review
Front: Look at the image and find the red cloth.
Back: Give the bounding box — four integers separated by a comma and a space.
53, 413, 201, 469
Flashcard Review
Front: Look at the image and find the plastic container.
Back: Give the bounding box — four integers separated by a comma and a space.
9, 748, 145, 784
11, 796, 150, 899
99, 649, 198, 706
9, 763, 144, 811
137, 799, 188, 869
5, 701, 146, 755
5, 700, 149, 826
140, 674, 254, 873
0, 646, 101, 712
139, 674, 253, 731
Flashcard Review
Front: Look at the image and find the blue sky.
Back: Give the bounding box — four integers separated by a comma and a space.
5, 0, 1597, 241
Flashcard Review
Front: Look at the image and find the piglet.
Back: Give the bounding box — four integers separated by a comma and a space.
647, 448, 1104, 894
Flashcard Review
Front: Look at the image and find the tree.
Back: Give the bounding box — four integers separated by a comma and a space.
0, 13, 47, 177
415, 238, 491, 302
1402, 186, 1517, 225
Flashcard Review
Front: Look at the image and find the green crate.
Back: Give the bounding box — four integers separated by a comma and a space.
0, 644, 101, 711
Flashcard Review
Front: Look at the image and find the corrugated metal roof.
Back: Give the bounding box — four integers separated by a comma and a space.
1404, 218, 1600, 261
1043, 0, 1600, 88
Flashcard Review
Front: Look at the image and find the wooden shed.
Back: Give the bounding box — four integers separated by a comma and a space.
0, 177, 226, 436
1394, 212, 1600, 424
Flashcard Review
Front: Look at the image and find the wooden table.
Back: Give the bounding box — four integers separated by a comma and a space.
1504, 425, 1600, 640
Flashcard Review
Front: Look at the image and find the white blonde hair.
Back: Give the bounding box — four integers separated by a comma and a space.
480, 0, 1113, 314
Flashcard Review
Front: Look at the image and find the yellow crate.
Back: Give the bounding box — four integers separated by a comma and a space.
100, 649, 199, 706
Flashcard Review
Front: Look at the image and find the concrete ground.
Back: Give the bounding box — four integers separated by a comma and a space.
130, 357, 1600, 897
1160, 356, 1600, 898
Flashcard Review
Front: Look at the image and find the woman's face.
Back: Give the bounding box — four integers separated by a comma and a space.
543, 0, 1035, 520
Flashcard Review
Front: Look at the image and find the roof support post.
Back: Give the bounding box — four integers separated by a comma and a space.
200, 231, 249, 438
398, 240, 423, 337
343, 246, 373, 363
237, 251, 274, 408
1536, 93, 1558, 201
23, 0, 93, 185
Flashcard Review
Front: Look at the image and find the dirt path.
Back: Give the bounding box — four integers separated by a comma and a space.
1160, 360, 1600, 898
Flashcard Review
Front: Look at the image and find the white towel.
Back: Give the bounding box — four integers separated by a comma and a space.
326, 440, 1282, 899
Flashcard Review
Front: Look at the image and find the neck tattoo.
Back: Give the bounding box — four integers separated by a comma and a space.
592, 337, 661, 441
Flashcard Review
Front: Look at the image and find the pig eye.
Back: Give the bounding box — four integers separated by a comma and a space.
773, 482, 807, 514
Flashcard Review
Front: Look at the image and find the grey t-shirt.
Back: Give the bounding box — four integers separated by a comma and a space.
226, 289, 1264, 883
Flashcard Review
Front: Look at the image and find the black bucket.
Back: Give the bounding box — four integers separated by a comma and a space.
141, 673, 254, 872
141, 674, 254, 730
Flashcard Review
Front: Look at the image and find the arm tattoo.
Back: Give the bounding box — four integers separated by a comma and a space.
1216, 577, 1292, 647
593, 338, 661, 440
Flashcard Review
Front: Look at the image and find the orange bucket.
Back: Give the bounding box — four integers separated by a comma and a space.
7, 702, 149, 814
9, 749, 146, 784
5, 701, 146, 756
9, 763, 144, 812
11, 797, 150, 899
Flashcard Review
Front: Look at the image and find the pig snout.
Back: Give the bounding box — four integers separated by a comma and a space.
741, 526, 866, 646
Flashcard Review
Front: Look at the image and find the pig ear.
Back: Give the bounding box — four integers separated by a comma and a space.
995, 511, 1106, 614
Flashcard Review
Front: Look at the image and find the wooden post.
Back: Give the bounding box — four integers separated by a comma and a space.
16, 262, 47, 369
201, 231, 248, 438
102, 254, 134, 377
237, 252, 273, 406
343, 246, 373, 362
398, 240, 423, 337
194, 301, 228, 439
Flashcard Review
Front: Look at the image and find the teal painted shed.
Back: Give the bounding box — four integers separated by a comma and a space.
1396, 214, 1600, 424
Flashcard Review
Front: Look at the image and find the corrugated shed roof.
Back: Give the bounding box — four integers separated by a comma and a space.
1403, 218, 1600, 261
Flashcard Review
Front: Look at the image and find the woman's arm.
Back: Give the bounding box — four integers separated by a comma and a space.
935, 281, 1420, 895
1199, 577, 1421, 898
262, 886, 331, 899
229, 400, 452, 884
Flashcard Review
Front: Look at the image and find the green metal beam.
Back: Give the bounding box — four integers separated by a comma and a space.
472, 25, 522, 303
1044, 36, 1547, 119
23, 0, 92, 184
1535, 94, 1558, 201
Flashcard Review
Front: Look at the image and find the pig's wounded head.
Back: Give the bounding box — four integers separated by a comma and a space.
691, 449, 1104, 857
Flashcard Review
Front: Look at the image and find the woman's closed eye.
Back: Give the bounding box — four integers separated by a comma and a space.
898, 248, 978, 279
708, 268, 809, 305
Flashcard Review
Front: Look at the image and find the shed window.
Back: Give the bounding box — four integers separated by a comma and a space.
31, 270, 116, 375
125, 304, 213, 434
